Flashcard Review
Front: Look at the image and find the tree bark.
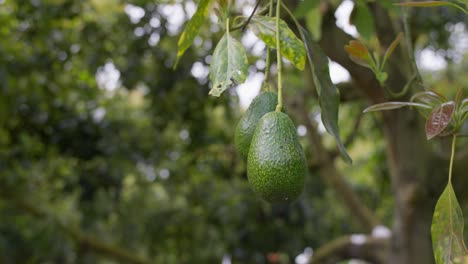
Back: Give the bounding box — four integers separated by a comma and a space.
315, 3, 442, 264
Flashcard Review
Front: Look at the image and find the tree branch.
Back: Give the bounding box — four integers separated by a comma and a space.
309, 235, 390, 264
336, 81, 364, 102
288, 93, 380, 232
2, 195, 152, 264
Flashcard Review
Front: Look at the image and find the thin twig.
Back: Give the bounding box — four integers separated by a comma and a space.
344, 113, 363, 147
241, 0, 263, 32
230, 0, 270, 32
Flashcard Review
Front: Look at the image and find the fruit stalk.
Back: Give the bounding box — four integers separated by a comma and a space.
263, 0, 274, 90
449, 134, 456, 183
275, 0, 283, 112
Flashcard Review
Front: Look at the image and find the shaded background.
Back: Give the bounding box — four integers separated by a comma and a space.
0, 0, 467, 263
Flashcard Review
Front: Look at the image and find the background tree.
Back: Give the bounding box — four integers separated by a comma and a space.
0, 0, 467, 263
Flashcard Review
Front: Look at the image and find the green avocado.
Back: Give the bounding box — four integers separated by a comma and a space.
247, 111, 306, 203
234, 91, 278, 158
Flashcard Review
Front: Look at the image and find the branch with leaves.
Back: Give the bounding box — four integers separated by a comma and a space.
0, 193, 152, 264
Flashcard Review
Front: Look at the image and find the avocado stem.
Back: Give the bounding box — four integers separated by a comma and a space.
448, 134, 457, 183
263, 0, 274, 92
275, 0, 283, 112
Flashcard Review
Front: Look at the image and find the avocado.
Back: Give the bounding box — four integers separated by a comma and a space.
234, 92, 278, 158
247, 111, 306, 203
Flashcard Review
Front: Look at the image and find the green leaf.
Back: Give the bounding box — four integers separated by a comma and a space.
209, 33, 248, 97
174, 0, 213, 68
249, 16, 306, 70
351, 1, 376, 41
363, 102, 432, 113
425, 101, 455, 140
458, 99, 468, 122
306, 7, 322, 41
396, 1, 468, 15
397, 1, 459, 7
432, 183, 468, 264
298, 26, 351, 163
381, 32, 403, 70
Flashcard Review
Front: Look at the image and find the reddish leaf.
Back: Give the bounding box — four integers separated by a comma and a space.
425, 101, 455, 140
344, 40, 372, 68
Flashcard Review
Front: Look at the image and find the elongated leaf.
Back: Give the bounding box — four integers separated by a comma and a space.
426, 101, 455, 140
209, 33, 248, 97
249, 16, 306, 70
396, 1, 468, 14
299, 26, 351, 163
174, 0, 213, 68
382, 32, 403, 69
432, 183, 468, 264
363, 102, 431, 113
397, 1, 459, 7
455, 88, 463, 106
411, 91, 447, 106
458, 99, 468, 122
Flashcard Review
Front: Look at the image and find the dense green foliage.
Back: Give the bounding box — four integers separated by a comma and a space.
0, 0, 467, 263
247, 111, 306, 203
0, 1, 369, 263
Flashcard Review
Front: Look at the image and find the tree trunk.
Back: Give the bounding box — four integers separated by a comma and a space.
311, 2, 448, 263
383, 110, 436, 264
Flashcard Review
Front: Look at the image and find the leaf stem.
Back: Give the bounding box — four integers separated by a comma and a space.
401, 3, 424, 89
263, 0, 274, 91
449, 134, 457, 183
226, 17, 230, 34
275, 0, 283, 112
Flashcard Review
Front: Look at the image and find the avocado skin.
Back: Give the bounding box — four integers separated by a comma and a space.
247, 111, 306, 203
234, 92, 278, 158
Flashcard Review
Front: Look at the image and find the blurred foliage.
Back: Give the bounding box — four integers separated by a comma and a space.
0, 0, 466, 263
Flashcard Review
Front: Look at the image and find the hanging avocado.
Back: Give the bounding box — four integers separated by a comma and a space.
247, 111, 307, 203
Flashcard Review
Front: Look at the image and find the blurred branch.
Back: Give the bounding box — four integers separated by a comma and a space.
330, 112, 363, 159
309, 235, 390, 264
0, 193, 152, 264
336, 82, 364, 102
319, 10, 385, 104
343, 113, 363, 147
305, 81, 364, 103
289, 94, 380, 232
